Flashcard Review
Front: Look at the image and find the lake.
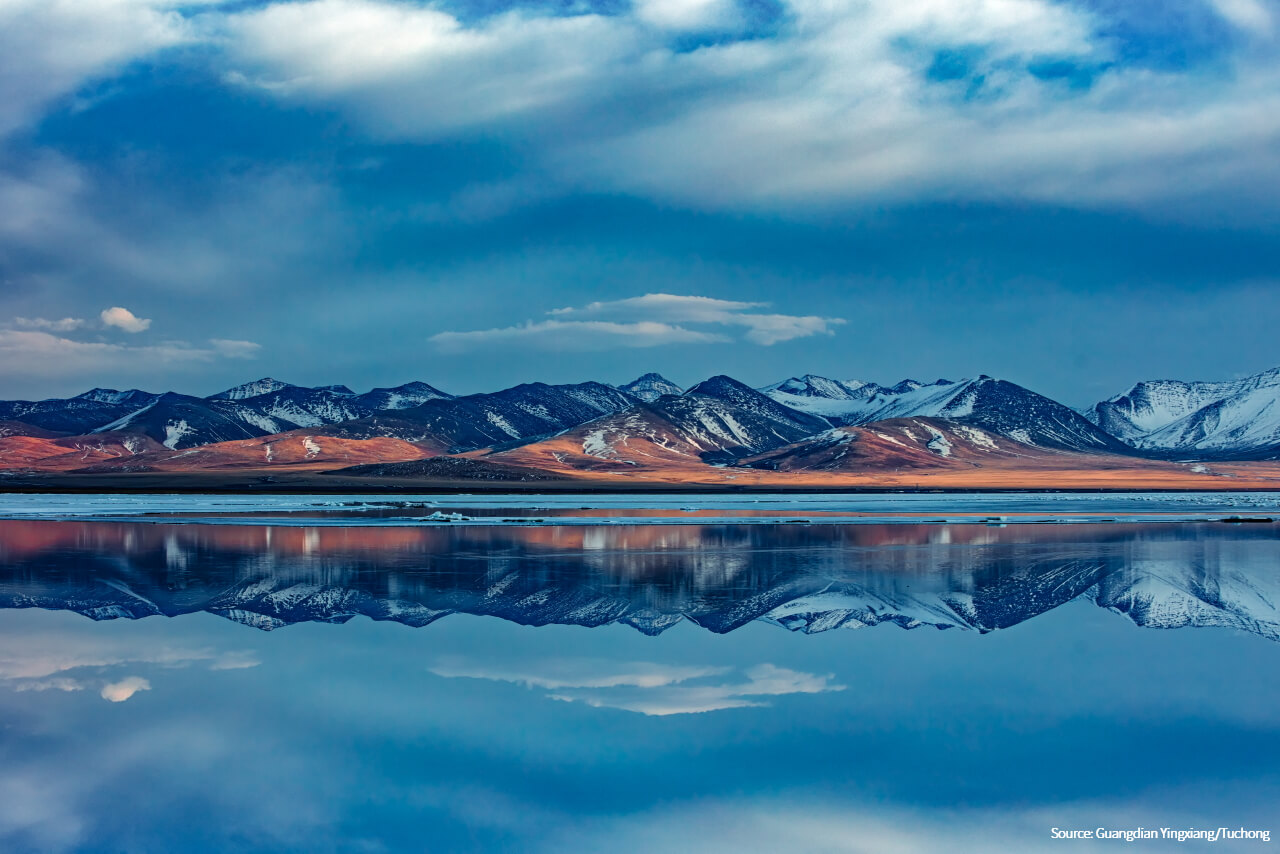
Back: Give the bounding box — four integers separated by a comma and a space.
0, 493, 1277, 852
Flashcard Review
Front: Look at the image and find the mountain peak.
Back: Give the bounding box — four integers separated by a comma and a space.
764, 375, 869, 400
210, 377, 296, 401
619, 373, 683, 403
685, 374, 752, 397
73, 388, 154, 405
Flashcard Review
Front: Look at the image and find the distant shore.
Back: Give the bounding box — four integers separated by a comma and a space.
4, 469, 1280, 495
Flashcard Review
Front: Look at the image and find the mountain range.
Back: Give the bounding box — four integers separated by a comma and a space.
3, 365, 1280, 483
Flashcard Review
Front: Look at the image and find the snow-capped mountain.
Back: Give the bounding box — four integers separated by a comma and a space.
656, 375, 834, 460
5, 364, 1280, 466
92, 393, 273, 450
209, 377, 296, 400
618, 373, 683, 402
354, 381, 453, 410
761, 374, 870, 402
763, 375, 946, 419
73, 388, 159, 406
3, 521, 1277, 641
764, 374, 1129, 453
740, 417, 1046, 473
228, 385, 373, 430
494, 375, 837, 470
299, 381, 643, 453
1090, 366, 1280, 458
0, 394, 151, 435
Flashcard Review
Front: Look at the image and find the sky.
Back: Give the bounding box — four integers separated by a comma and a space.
1, 0, 1278, 406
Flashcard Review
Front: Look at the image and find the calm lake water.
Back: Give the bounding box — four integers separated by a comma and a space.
1, 494, 1278, 852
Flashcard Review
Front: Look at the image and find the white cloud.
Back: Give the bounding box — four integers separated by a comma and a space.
1, 0, 1277, 223
0, 329, 260, 382
100, 306, 151, 333
12, 317, 86, 332
429, 319, 730, 354
430, 658, 728, 690
430, 659, 843, 716
10, 677, 84, 693
207, 651, 262, 671
0, 635, 260, 683
212, 0, 1280, 219
100, 676, 150, 703
551, 294, 767, 323
546, 292, 845, 346
0, 0, 199, 136
210, 338, 262, 359
1208, 0, 1274, 35
428, 292, 844, 353
224, 0, 638, 135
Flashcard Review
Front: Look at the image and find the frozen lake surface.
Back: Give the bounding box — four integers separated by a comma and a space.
0, 490, 1278, 526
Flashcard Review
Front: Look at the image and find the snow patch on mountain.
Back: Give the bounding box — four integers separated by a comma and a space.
163, 420, 195, 450
210, 378, 295, 400
924, 425, 952, 457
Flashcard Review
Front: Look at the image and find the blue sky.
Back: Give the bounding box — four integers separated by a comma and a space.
1, 0, 1278, 405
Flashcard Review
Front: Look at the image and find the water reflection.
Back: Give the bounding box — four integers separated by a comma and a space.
3, 518, 1280, 853
1, 519, 1276, 640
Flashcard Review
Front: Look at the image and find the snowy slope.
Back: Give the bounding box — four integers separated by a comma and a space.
209, 377, 296, 400
232, 385, 373, 429
73, 388, 158, 407
762, 375, 870, 401
762, 375, 952, 420
496, 375, 837, 469
301, 381, 642, 452
91, 393, 273, 449
1090, 367, 1280, 457
764, 374, 1128, 453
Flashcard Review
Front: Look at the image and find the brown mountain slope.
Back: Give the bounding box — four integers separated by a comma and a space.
63, 434, 432, 473
486, 415, 1280, 488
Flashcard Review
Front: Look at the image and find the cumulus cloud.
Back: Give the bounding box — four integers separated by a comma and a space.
430, 658, 843, 715
100, 676, 151, 703
100, 306, 151, 333
431, 293, 842, 352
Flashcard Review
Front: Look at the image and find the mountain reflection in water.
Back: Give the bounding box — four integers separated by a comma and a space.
1, 519, 1276, 639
